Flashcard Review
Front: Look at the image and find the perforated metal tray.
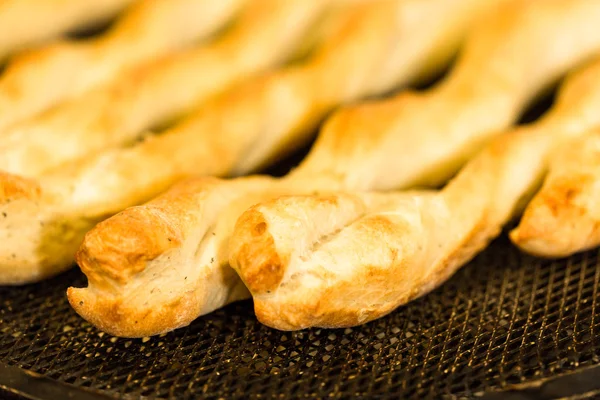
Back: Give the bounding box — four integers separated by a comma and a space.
1, 235, 599, 399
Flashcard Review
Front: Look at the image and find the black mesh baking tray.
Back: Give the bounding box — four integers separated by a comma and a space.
1, 234, 600, 399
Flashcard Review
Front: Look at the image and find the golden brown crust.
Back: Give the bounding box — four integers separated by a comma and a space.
69, 176, 260, 336
510, 131, 600, 257
254, 273, 413, 331
66, 285, 184, 338
0, 172, 41, 202
67, 275, 250, 338
253, 294, 386, 331
77, 206, 182, 289
76, 176, 221, 285
230, 209, 286, 294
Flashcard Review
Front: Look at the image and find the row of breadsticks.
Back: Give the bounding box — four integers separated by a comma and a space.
1, 0, 480, 282
2, 0, 600, 337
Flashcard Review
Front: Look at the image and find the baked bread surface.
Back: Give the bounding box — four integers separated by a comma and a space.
510, 130, 600, 257
0, 0, 348, 286
230, 56, 600, 330
74, 0, 600, 335
67, 0, 503, 336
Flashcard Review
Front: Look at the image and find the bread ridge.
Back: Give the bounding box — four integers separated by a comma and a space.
230, 192, 443, 330
230, 54, 600, 330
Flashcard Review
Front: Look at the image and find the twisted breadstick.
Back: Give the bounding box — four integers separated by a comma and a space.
0, 0, 337, 177
0, 0, 245, 135
66, 0, 502, 337
510, 131, 600, 257
293, 0, 600, 190
229, 57, 600, 330
73, 0, 600, 336
0, 0, 132, 59
0, 0, 364, 286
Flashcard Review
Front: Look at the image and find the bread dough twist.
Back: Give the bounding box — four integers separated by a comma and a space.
69, 0, 516, 337
230, 56, 600, 330
0, 0, 245, 135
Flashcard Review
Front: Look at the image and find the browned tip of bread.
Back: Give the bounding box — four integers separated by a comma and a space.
67, 286, 189, 338
229, 207, 286, 295
76, 205, 182, 291
67, 287, 116, 334
253, 299, 311, 331
0, 172, 41, 202
67, 286, 147, 338
510, 176, 599, 258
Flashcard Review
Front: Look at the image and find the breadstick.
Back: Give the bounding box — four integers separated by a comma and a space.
0, 0, 340, 177
65, 0, 503, 337
510, 131, 600, 257
0, 0, 366, 286
73, 0, 600, 336
0, 0, 132, 59
0, 0, 246, 135
293, 0, 600, 190
229, 57, 600, 330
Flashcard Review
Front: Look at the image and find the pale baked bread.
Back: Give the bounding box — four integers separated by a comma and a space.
0, 0, 246, 136
229, 57, 600, 330
0, 0, 132, 59
510, 130, 600, 257
0, 0, 369, 286
0, 0, 336, 177
66, 0, 503, 337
